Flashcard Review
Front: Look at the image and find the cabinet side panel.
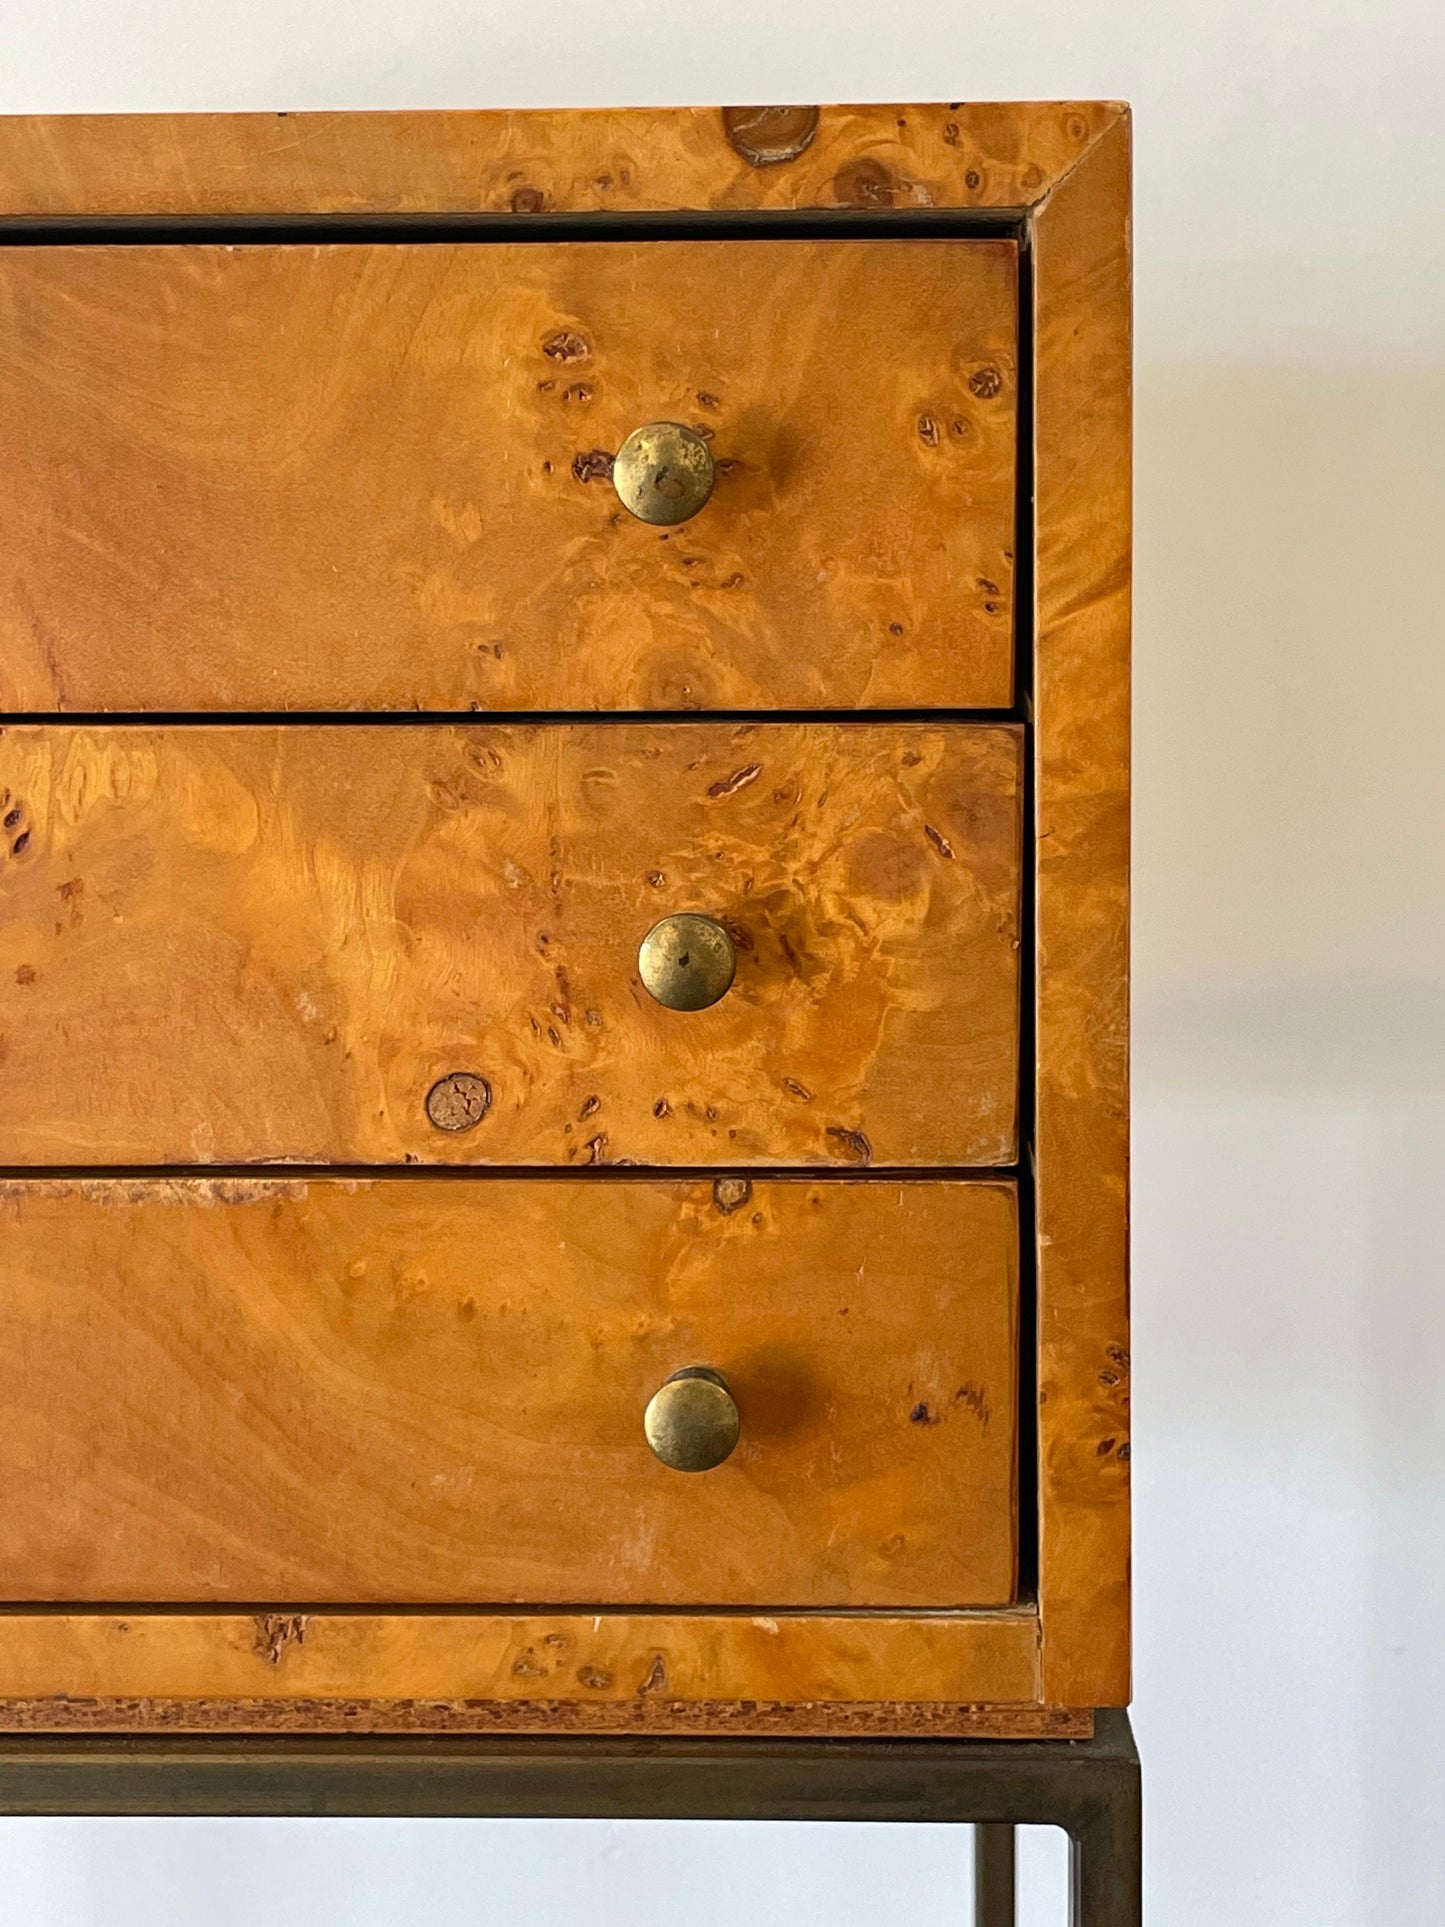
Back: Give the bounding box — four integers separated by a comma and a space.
1031, 115, 1132, 1705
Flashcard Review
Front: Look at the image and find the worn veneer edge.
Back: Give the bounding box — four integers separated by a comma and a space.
0, 1700, 1093, 1740
0, 1610, 1043, 1731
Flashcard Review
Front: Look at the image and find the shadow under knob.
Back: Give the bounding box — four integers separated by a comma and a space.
643, 1367, 740, 1473
612, 421, 716, 525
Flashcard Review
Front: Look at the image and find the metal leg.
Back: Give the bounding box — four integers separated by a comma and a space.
974, 1823, 1016, 1927
1066, 1777, 1142, 1927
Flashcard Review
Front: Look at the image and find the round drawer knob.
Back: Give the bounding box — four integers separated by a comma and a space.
638, 913, 736, 1012
612, 421, 715, 525
644, 1367, 740, 1473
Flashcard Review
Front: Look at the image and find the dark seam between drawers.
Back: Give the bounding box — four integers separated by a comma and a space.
0, 211, 1025, 246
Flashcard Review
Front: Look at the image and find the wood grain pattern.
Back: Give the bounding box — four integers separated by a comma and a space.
0, 723, 1022, 1167
0, 99, 1133, 1731
0, 1608, 1044, 1734
0, 1177, 1018, 1606
0, 102, 1122, 220
0, 239, 1017, 713
1031, 115, 1132, 1703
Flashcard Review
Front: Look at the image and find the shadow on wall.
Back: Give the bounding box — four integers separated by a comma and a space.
1135, 361, 1445, 1051
1132, 360, 1445, 1925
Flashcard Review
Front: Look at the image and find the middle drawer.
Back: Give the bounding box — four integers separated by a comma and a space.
0, 722, 1022, 1167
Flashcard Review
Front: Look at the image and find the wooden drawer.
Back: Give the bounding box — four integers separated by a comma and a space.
0, 1177, 1019, 1609
0, 721, 1022, 1167
0, 238, 1017, 714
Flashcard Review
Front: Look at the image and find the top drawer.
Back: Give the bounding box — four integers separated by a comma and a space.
0, 238, 1017, 713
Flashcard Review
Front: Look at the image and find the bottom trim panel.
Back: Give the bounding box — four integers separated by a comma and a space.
0, 1611, 1043, 1734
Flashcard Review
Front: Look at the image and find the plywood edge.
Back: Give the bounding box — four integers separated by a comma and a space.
1029, 111, 1132, 1707
0, 1699, 1090, 1740
0, 102, 1125, 220
0, 1611, 1041, 1730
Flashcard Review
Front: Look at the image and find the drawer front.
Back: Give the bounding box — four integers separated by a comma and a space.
0, 1178, 1019, 1608
0, 238, 1017, 713
0, 722, 1022, 1167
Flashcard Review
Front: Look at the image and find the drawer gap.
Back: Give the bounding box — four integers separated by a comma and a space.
0, 210, 1026, 247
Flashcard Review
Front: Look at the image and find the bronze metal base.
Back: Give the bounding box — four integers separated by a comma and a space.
0, 1708, 1141, 1926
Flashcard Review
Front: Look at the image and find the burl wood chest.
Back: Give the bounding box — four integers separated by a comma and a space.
0, 102, 1129, 1739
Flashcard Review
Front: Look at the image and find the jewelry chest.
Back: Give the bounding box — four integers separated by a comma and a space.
0, 100, 1129, 1741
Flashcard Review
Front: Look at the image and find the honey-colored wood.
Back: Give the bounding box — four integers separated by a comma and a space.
0, 239, 1017, 713
0, 1177, 1018, 1607
0, 1608, 1046, 1735
0, 722, 1022, 1168
0, 102, 1120, 220
1030, 116, 1132, 1703
0, 100, 1133, 1734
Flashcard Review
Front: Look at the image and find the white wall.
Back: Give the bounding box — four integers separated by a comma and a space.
2, 3, 1442, 1920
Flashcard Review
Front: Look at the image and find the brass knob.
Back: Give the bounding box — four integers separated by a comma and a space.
612, 421, 715, 525
644, 1367, 740, 1472
638, 913, 736, 1012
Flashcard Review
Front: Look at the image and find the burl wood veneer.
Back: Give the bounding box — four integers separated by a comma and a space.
0, 721, 1021, 1167
0, 1178, 1017, 1607
0, 238, 1016, 713
0, 100, 1130, 1738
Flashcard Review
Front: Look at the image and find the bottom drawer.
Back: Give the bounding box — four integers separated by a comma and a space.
0, 1178, 1017, 1610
